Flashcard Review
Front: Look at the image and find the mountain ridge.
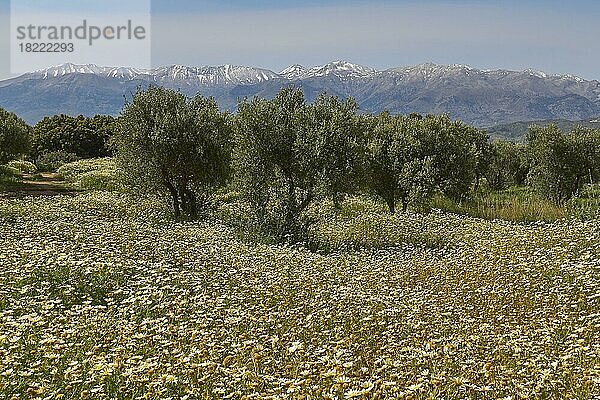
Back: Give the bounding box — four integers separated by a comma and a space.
2, 60, 600, 127
13, 61, 596, 85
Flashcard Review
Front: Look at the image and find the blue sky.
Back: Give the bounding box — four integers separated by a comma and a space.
1, 0, 600, 80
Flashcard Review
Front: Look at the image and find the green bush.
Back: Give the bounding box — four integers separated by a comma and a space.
76, 171, 116, 191
31, 114, 115, 159
0, 165, 22, 191
0, 164, 23, 178
566, 184, 600, 219
57, 158, 118, 191
7, 160, 37, 174
36, 151, 80, 172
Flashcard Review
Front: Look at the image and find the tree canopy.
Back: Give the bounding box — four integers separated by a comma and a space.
113, 87, 232, 219
31, 114, 114, 159
0, 107, 30, 165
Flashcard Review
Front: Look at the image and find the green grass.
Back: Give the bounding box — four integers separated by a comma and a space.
432, 186, 571, 222
567, 184, 600, 220
307, 197, 448, 252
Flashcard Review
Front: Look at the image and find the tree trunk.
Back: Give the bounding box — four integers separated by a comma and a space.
281, 175, 296, 240
401, 197, 409, 213
333, 192, 343, 209
185, 188, 198, 219
386, 197, 396, 215
164, 179, 180, 218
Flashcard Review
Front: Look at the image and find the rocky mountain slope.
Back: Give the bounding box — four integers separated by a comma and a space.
1, 61, 599, 127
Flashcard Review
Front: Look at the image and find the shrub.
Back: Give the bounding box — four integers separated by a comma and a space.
0, 165, 22, 178
57, 158, 118, 191
36, 151, 80, 172
7, 160, 37, 174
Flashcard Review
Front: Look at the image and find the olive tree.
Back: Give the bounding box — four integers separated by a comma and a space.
306, 93, 362, 207
235, 87, 316, 241
485, 140, 529, 190
366, 113, 435, 214
113, 87, 232, 219
366, 113, 487, 213
418, 115, 487, 201
0, 108, 30, 165
526, 124, 599, 203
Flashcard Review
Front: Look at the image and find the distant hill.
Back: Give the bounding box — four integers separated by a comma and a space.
1, 61, 600, 126
487, 117, 600, 141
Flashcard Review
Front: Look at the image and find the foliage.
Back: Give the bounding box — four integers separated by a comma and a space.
31, 114, 115, 159
0, 107, 30, 165
418, 114, 488, 201
235, 88, 312, 241
57, 158, 119, 191
35, 150, 80, 172
365, 113, 484, 214
485, 140, 529, 190
235, 88, 361, 241
365, 113, 434, 214
307, 93, 363, 207
7, 160, 37, 174
0, 165, 22, 178
113, 87, 232, 219
526, 125, 600, 204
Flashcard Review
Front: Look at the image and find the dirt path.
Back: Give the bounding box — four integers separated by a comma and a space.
0, 172, 78, 198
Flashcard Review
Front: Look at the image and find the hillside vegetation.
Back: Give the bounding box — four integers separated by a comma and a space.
488, 118, 600, 141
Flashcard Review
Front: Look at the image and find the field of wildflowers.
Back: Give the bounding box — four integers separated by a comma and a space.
0, 192, 598, 399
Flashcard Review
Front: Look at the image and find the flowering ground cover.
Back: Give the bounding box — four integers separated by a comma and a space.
0, 192, 598, 399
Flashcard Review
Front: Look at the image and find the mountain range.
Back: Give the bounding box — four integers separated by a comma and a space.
1, 60, 599, 128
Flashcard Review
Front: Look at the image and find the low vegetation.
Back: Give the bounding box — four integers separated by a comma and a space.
0, 192, 598, 398
1, 88, 599, 398
57, 158, 119, 192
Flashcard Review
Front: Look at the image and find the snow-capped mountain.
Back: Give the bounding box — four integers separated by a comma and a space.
31, 63, 150, 80
30, 63, 280, 85
148, 65, 280, 85
30, 60, 377, 84
2, 60, 600, 127
304, 60, 377, 78
279, 61, 377, 80
280, 64, 309, 80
